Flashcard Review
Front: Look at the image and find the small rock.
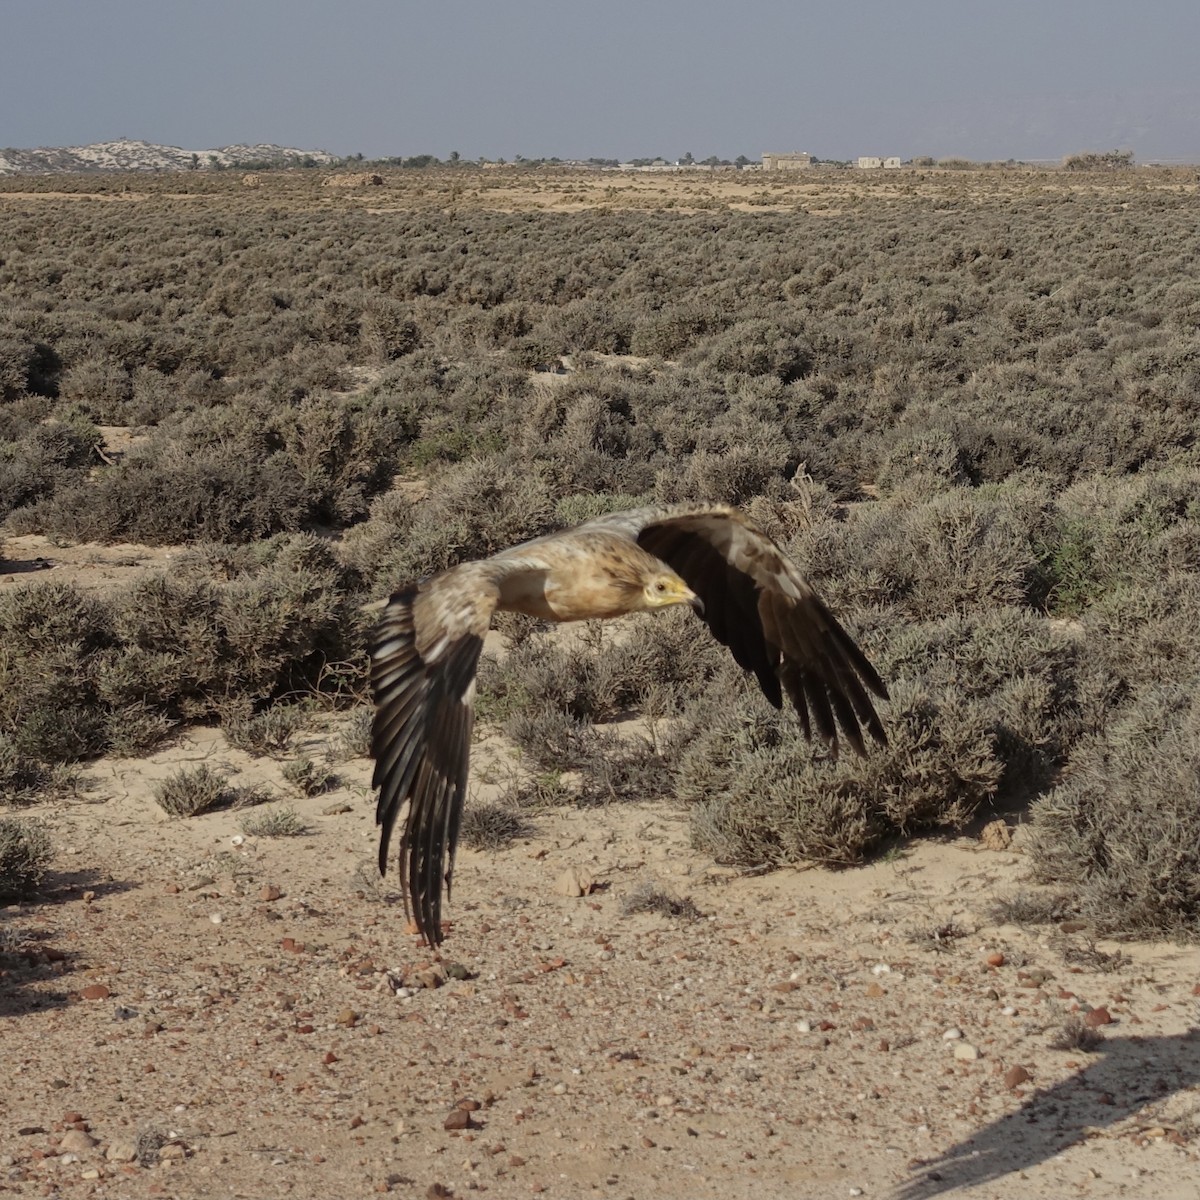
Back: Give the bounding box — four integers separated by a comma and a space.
942, 1027, 963, 1040
335, 1008, 359, 1028
323, 802, 353, 815
444, 1108, 471, 1131
1004, 1064, 1031, 1088
414, 966, 446, 990
553, 867, 594, 898
953, 1042, 980, 1062
80, 984, 110, 1001
1084, 1006, 1113, 1028
159, 1142, 186, 1161
106, 1142, 138, 1163
445, 962, 472, 981
260, 884, 282, 902
58, 1130, 96, 1154
866, 982, 886, 998
985, 952, 1005, 968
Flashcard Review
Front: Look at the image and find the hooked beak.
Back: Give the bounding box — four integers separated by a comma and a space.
688, 591, 706, 618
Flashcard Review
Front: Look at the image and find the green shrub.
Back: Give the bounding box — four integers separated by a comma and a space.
152, 765, 229, 817
0, 738, 55, 806
1028, 682, 1200, 938
0, 337, 36, 401
0, 537, 365, 770
1082, 575, 1200, 693
875, 426, 971, 493
362, 455, 557, 588
874, 606, 1085, 801
332, 708, 373, 761
0, 413, 100, 519
222, 702, 309, 758
622, 877, 702, 920
360, 299, 422, 362
281, 757, 337, 796
683, 318, 813, 382
459, 800, 530, 850
0, 818, 52, 899
629, 305, 725, 359
679, 676, 1001, 866
22, 452, 311, 544
239, 805, 307, 837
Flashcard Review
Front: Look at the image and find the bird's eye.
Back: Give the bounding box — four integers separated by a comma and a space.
654, 580, 666, 592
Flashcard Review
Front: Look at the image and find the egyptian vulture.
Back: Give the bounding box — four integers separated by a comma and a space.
370, 503, 888, 946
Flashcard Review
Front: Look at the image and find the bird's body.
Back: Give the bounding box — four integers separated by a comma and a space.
370, 503, 888, 946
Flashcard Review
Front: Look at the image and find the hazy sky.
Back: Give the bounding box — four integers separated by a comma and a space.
4, 1, 1199, 162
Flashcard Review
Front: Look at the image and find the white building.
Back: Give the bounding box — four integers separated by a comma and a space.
762, 152, 814, 171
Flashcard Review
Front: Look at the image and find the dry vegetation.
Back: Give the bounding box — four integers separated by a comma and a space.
2, 165, 1199, 936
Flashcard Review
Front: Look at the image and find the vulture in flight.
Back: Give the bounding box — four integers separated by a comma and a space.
370, 503, 888, 946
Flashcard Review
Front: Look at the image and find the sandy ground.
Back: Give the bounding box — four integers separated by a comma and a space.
3, 711, 1199, 1200
6, 167, 1200, 1197
0, 533, 176, 596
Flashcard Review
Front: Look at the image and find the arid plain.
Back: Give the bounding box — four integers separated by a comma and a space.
3, 166, 1200, 1198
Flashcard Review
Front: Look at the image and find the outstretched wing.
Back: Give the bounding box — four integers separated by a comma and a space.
592, 504, 888, 757
370, 566, 500, 946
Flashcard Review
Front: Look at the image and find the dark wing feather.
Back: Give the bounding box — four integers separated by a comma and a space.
638, 520, 783, 707
634, 505, 887, 758
370, 570, 498, 946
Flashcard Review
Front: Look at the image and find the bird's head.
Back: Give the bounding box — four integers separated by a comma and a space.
643, 569, 704, 616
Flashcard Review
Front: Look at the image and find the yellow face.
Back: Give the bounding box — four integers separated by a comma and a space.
643, 571, 703, 614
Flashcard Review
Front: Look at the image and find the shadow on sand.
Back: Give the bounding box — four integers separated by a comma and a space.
1, 865, 136, 1018
894, 1029, 1200, 1197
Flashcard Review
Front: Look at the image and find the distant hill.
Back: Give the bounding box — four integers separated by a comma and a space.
0, 138, 340, 174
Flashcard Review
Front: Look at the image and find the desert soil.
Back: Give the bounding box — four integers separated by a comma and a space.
4, 544, 1200, 1200
4, 721, 1200, 1200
